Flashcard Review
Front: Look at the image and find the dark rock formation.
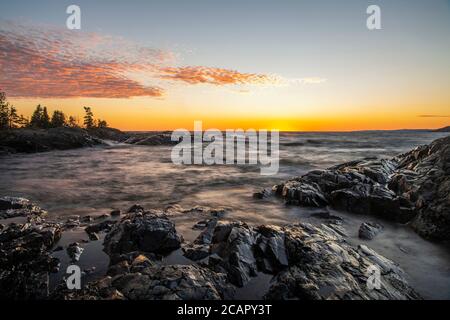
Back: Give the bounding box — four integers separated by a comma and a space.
124, 132, 177, 146
0, 196, 47, 219
0, 218, 61, 299
272, 136, 450, 240
103, 210, 182, 256
53, 264, 234, 300
359, 222, 383, 240
263, 223, 420, 300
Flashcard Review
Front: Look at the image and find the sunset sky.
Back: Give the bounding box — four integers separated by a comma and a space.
0, 0, 449, 131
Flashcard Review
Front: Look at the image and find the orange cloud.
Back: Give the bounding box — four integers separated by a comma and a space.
0, 24, 164, 98
158, 66, 279, 85
0, 22, 304, 99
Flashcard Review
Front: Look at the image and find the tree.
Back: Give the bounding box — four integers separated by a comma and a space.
50, 110, 67, 128
0, 91, 9, 129
29, 105, 51, 128
83, 106, 94, 129
8, 106, 19, 129
41, 106, 50, 128
30, 105, 43, 128
68, 116, 79, 128
96, 119, 108, 128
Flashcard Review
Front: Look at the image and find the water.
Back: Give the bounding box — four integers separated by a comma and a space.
1, 130, 449, 299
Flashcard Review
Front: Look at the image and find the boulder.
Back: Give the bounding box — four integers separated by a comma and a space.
103, 210, 182, 256
359, 222, 383, 240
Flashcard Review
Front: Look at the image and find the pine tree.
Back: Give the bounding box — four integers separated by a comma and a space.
0, 91, 9, 130
96, 119, 108, 128
8, 106, 19, 129
41, 106, 50, 128
83, 106, 94, 129
30, 105, 43, 128
68, 116, 79, 128
50, 110, 67, 128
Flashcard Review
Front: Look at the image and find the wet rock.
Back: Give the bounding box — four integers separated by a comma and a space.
182, 244, 210, 261
110, 210, 121, 217
128, 204, 144, 213
209, 222, 258, 287
103, 210, 182, 256
85, 220, 115, 234
0, 218, 62, 299
66, 243, 84, 262
271, 136, 450, 240
359, 222, 383, 240
264, 223, 421, 300
88, 232, 100, 241
94, 213, 110, 220
392, 136, 450, 240
0, 196, 47, 219
54, 264, 234, 300
252, 189, 272, 199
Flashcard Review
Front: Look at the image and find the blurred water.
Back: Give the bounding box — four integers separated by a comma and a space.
0, 130, 449, 298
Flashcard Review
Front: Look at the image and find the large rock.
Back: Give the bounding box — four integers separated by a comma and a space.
264, 223, 421, 300
390, 136, 450, 240
272, 136, 450, 240
53, 264, 234, 300
0, 196, 47, 219
103, 209, 182, 256
0, 220, 62, 299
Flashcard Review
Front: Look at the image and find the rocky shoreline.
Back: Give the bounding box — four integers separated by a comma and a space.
265, 135, 450, 241
0, 197, 422, 300
0, 127, 175, 155
0, 135, 448, 300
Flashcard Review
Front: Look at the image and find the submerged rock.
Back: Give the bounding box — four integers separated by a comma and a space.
271, 136, 450, 240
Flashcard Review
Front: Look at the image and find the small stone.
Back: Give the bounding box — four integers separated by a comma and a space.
110, 210, 121, 216
358, 222, 383, 240
67, 243, 84, 262
88, 232, 100, 241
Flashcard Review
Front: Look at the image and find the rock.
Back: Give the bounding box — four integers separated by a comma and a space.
66, 243, 84, 262
54, 263, 234, 300
0, 127, 104, 154
182, 244, 210, 261
0, 196, 47, 219
391, 136, 450, 240
209, 222, 258, 287
0, 218, 62, 299
103, 210, 182, 256
128, 204, 144, 213
88, 232, 100, 241
80, 216, 93, 223
359, 222, 383, 240
124, 132, 177, 146
263, 223, 421, 300
85, 220, 115, 234
94, 213, 110, 220
110, 210, 121, 217
252, 189, 272, 199
271, 136, 450, 240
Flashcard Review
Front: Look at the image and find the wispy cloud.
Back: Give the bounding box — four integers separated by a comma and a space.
0, 22, 325, 99
158, 66, 280, 86
418, 115, 450, 118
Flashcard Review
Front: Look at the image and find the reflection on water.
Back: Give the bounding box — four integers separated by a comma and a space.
1, 131, 449, 298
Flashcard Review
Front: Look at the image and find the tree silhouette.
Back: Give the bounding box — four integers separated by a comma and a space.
83, 106, 95, 129
50, 110, 67, 128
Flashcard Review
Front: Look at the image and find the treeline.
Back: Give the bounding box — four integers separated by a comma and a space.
0, 91, 108, 130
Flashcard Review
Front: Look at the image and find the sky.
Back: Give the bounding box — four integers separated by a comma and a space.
0, 0, 449, 131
